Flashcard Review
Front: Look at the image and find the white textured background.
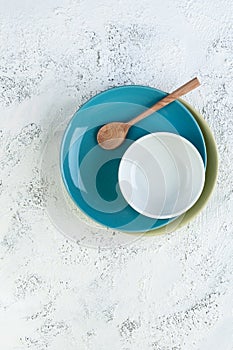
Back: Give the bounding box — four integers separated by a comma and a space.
0, 1, 233, 349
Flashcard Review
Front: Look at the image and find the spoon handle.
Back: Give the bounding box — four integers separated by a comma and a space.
128, 77, 200, 126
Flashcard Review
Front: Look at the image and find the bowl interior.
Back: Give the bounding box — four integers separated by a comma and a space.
119, 132, 205, 219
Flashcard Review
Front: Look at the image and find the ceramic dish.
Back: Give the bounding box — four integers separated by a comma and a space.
119, 132, 205, 219
60, 86, 207, 232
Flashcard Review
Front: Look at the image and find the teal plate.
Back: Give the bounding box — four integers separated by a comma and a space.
60, 86, 207, 232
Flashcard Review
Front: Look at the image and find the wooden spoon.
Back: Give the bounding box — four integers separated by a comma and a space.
97, 77, 200, 150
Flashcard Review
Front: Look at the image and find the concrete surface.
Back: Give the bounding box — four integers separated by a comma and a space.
0, 1, 233, 349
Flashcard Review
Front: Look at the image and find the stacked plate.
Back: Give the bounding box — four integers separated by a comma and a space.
60, 86, 218, 234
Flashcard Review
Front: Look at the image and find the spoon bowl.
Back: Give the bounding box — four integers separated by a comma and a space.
97, 122, 130, 150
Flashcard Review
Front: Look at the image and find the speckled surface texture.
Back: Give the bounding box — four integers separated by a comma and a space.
0, 1, 233, 349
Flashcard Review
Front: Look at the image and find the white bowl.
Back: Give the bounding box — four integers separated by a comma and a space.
118, 132, 205, 219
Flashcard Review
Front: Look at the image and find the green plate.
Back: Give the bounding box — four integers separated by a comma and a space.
145, 98, 218, 236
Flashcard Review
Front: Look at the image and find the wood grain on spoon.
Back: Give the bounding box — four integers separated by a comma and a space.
97, 77, 200, 150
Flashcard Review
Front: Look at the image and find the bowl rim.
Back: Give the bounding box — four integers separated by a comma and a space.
118, 131, 206, 219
